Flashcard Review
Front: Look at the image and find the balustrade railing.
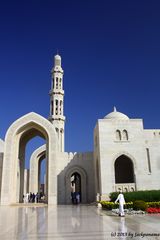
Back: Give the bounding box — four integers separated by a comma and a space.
115, 183, 136, 192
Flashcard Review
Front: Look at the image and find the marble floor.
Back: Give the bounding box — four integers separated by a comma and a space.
0, 205, 160, 240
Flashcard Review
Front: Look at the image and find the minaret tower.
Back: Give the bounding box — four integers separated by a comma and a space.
49, 54, 65, 152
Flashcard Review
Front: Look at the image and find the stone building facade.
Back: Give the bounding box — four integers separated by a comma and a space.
94, 108, 160, 200
0, 55, 160, 205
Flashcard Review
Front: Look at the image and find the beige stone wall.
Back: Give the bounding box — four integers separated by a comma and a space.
56, 151, 96, 204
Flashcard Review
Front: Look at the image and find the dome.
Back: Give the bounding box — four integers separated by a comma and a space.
104, 107, 129, 120
54, 54, 61, 60
54, 54, 61, 66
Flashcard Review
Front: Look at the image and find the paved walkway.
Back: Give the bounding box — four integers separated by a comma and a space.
0, 205, 159, 239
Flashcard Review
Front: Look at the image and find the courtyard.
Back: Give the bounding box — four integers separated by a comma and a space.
0, 205, 159, 240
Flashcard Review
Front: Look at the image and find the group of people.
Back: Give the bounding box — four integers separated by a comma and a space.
23, 192, 45, 203
71, 192, 81, 204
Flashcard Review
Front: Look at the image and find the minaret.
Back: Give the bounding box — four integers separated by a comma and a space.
49, 54, 65, 152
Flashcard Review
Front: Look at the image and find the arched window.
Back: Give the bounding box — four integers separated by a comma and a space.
56, 77, 58, 89
59, 78, 62, 88
55, 100, 58, 115
51, 100, 53, 115
115, 155, 134, 183
116, 130, 121, 141
60, 101, 62, 115
122, 130, 128, 140
52, 79, 54, 89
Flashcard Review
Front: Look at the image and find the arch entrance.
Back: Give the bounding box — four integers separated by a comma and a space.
38, 158, 46, 196
29, 145, 46, 197
71, 172, 81, 204
18, 128, 47, 203
114, 154, 135, 192
1, 112, 58, 205
65, 166, 87, 204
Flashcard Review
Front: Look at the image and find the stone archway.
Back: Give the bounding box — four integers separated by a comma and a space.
1, 112, 58, 205
71, 172, 81, 204
65, 166, 87, 204
29, 145, 46, 194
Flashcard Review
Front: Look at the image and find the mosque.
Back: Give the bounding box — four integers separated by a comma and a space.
0, 54, 160, 205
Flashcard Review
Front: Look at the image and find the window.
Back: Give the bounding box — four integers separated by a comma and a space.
56, 77, 58, 89
116, 130, 121, 141
55, 100, 58, 115
51, 100, 53, 115
122, 130, 128, 140
60, 100, 62, 115
52, 79, 54, 89
146, 148, 151, 173
59, 78, 62, 88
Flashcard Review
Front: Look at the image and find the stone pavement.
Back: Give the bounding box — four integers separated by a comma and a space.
0, 205, 159, 240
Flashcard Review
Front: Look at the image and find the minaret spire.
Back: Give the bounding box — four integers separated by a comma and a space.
113, 106, 117, 112
49, 54, 65, 152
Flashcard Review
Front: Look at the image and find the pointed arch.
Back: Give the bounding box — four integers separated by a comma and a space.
114, 154, 134, 183
29, 144, 46, 194
112, 152, 136, 192
65, 166, 87, 204
122, 129, 128, 140
1, 112, 58, 205
112, 151, 136, 169
116, 130, 121, 140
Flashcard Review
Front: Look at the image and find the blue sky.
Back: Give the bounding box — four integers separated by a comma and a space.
0, 0, 160, 160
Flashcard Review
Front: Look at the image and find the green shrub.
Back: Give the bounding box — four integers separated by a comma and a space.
100, 200, 160, 212
100, 201, 118, 210
125, 202, 133, 209
133, 200, 147, 211
100, 201, 133, 210
147, 201, 160, 208
110, 190, 160, 202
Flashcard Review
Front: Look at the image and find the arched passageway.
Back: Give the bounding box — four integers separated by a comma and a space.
71, 172, 81, 204
39, 158, 46, 196
1, 112, 58, 205
65, 166, 87, 204
29, 145, 46, 196
18, 129, 47, 203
